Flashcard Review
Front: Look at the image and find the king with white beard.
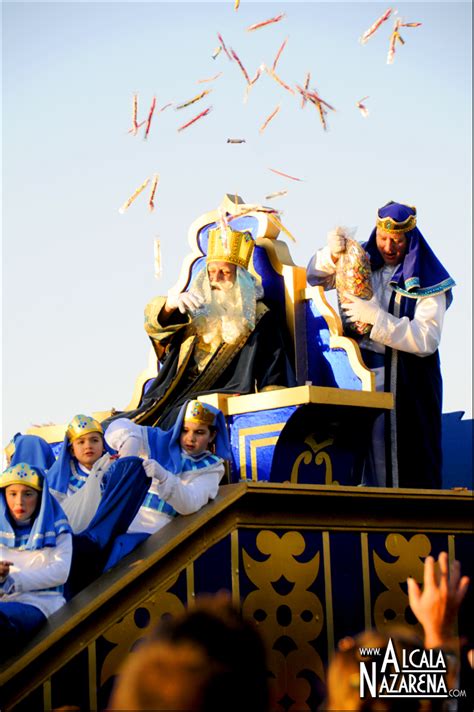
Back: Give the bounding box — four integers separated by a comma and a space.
103, 227, 295, 430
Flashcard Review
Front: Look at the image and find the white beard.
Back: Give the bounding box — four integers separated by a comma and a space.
193, 283, 249, 348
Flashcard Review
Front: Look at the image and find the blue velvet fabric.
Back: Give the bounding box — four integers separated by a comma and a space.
0, 601, 47, 655
79, 457, 150, 550
9, 434, 55, 470
364, 202, 455, 304
0, 468, 71, 550
103, 532, 149, 570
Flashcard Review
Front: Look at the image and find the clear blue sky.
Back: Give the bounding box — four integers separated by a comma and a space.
2, 1, 472, 441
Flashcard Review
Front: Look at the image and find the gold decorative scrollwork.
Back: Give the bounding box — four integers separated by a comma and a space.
290, 435, 335, 484
242, 530, 324, 711
373, 533, 431, 635
100, 578, 185, 686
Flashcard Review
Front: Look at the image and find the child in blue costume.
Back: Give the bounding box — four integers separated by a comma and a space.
6, 433, 56, 470
103, 400, 230, 569
0, 463, 72, 660
46, 415, 151, 595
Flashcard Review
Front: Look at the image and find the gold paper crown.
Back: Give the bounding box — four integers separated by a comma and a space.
66, 414, 103, 444
376, 204, 417, 233
184, 400, 219, 427
207, 227, 254, 270
0, 462, 43, 492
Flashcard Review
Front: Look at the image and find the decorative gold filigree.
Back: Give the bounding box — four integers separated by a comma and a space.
100, 580, 185, 686
290, 435, 335, 484
373, 533, 430, 635
242, 530, 324, 711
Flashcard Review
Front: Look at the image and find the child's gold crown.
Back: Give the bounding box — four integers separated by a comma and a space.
66, 414, 103, 444
0, 462, 43, 492
184, 400, 219, 427
206, 227, 255, 270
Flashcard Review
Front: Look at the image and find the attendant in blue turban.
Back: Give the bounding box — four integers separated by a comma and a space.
307, 201, 455, 489
102, 399, 230, 569
0, 463, 72, 659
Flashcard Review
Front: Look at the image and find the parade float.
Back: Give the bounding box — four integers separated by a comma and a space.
1, 194, 471, 712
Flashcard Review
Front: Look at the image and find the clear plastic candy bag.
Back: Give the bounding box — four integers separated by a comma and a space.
335, 232, 373, 336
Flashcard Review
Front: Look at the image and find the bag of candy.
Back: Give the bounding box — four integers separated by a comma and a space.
334, 231, 373, 335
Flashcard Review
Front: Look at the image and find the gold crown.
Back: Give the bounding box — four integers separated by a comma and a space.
0, 462, 43, 492
66, 414, 103, 444
376, 205, 417, 233
207, 227, 255, 270
184, 400, 219, 426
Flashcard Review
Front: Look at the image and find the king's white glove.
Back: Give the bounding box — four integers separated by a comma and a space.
166, 290, 203, 315
142, 458, 169, 485
327, 228, 347, 257
341, 293, 380, 325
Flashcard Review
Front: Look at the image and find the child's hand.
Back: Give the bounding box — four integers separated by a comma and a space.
143, 458, 169, 484
0, 561, 13, 580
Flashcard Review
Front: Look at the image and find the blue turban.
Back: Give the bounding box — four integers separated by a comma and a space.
364, 202, 455, 307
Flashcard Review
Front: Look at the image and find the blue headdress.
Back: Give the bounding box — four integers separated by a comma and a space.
0, 463, 71, 550
364, 202, 455, 306
146, 400, 231, 474
9, 433, 56, 470
46, 414, 113, 496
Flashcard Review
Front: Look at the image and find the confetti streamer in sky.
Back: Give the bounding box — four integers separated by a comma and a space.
197, 72, 223, 84
296, 86, 335, 130
359, 8, 393, 44
144, 96, 156, 140
175, 89, 212, 110
265, 190, 288, 200
314, 99, 328, 131
218, 206, 229, 251
356, 96, 370, 117
128, 121, 146, 135
227, 138, 246, 143
244, 64, 265, 102
159, 102, 173, 112
272, 37, 288, 71
266, 68, 295, 95
148, 174, 159, 212
268, 167, 304, 181
177, 106, 212, 132
119, 177, 150, 214
267, 212, 297, 242
387, 18, 403, 64
217, 32, 233, 61
259, 104, 281, 133
247, 13, 286, 32
300, 72, 311, 109
154, 238, 162, 279
234, 0, 240, 9
212, 45, 222, 60
130, 93, 139, 135
388, 18, 422, 63
230, 47, 251, 84
228, 205, 279, 222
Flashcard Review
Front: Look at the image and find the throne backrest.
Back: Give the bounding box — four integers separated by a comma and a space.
169, 193, 307, 372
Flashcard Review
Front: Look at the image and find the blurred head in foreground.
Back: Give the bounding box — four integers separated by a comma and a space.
108, 592, 270, 712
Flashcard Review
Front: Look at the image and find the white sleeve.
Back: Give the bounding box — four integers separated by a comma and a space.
104, 419, 148, 457
155, 462, 225, 516
369, 294, 446, 356
10, 533, 73, 593
306, 245, 338, 290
